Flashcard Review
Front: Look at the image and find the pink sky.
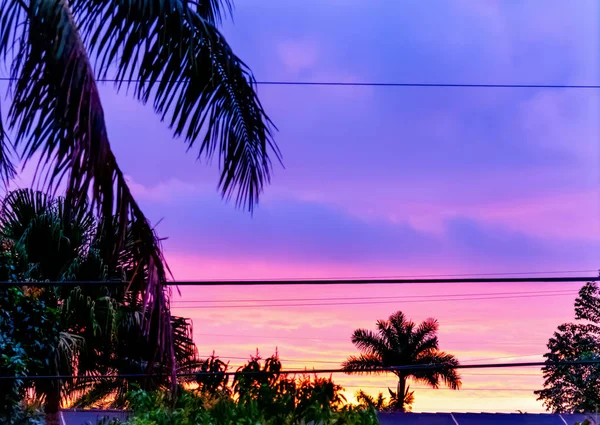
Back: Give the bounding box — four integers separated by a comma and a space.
4, 0, 599, 413
144, 0, 599, 412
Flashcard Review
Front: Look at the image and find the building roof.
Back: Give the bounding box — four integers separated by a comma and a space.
60, 410, 600, 425
378, 413, 598, 425
59, 409, 128, 425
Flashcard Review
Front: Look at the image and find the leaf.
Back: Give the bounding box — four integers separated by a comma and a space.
0, 101, 16, 185
3, 0, 175, 385
72, 0, 280, 211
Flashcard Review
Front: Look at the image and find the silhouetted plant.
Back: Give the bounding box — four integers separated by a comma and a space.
344, 310, 461, 412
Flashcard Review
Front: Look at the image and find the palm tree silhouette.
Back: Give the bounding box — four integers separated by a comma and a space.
0, 189, 198, 418
343, 310, 461, 412
0, 5, 279, 418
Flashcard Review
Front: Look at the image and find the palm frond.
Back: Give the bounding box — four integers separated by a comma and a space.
351, 328, 390, 357
0, 189, 53, 240
194, 0, 234, 24
412, 318, 439, 346
3, 0, 175, 382
412, 351, 461, 390
342, 354, 385, 375
72, 0, 280, 211
0, 102, 16, 184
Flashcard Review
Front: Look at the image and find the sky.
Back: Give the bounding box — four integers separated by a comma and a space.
7, 0, 600, 413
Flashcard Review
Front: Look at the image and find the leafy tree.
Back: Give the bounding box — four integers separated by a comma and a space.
0, 189, 199, 419
356, 390, 388, 411
0, 286, 56, 425
195, 351, 349, 425
119, 383, 375, 425
355, 389, 409, 412
0, 2, 279, 418
343, 310, 461, 412
536, 282, 600, 413
193, 352, 231, 396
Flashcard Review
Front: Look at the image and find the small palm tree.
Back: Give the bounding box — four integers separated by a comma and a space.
343, 311, 461, 412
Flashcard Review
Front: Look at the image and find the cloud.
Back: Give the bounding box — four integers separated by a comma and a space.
131, 180, 599, 278
277, 39, 319, 74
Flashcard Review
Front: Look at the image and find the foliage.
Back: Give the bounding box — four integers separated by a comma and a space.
117, 384, 378, 425
194, 351, 349, 425
0, 284, 56, 424
355, 388, 414, 412
343, 310, 461, 412
193, 352, 231, 395
0, 189, 198, 416
535, 282, 600, 413
0, 0, 279, 394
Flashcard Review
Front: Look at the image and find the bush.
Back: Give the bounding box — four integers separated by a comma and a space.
118, 387, 379, 425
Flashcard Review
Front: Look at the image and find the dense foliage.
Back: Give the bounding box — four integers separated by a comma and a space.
0, 1, 279, 413
0, 190, 198, 420
0, 286, 55, 424
84, 352, 379, 425
120, 379, 377, 425
536, 282, 600, 413
343, 310, 461, 412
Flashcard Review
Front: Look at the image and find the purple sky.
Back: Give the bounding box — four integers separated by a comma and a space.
5, 0, 600, 412
95, 2, 600, 411
100, 0, 599, 277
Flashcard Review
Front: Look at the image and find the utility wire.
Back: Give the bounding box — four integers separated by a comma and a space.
202, 354, 542, 366
343, 385, 537, 391
0, 275, 595, 287
171, 288, 577, 304
3, 76, 600, 89
173, 292, 578, 309
254, 81, 600, 90
1, 360, 595, 381
194, 333, 542, 346
159, 276, 598, 286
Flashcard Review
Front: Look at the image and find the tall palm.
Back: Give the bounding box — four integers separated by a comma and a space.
0, 0, 279, 407
0, 189, 198, 417
343, 311, 461, 412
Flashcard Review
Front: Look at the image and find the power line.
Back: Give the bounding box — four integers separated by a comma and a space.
3, 76, 600, 89
193, 332, 543, 346
344, 385, 537, 392
164, 276, 597, 286
213, 363, 541, 377
0, 360, 595, 381
254, 81, 600, 90
0, 275, 595, 287
171, 289, 577, 304
172, 292, 577, 309
201, 354, 542, 367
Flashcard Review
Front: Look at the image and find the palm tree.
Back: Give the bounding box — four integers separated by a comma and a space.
0, 2, 279, 419
0, 189, 199, 418
343, 311, 461, 412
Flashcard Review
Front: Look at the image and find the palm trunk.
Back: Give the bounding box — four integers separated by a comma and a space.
397, 375, 406, 412
44, 388, 61, 425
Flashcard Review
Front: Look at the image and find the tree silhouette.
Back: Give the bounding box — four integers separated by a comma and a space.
343, 310, 461, 411
0, 4, 279, 421
0, 189, 198, 417
536, 282, 600, 413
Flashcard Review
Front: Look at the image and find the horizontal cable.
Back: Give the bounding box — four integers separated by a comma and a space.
194, 333, 542, 346
167, 276, 597, 286
344, 385, 537, 391
0, 360, 594, 381
2, 276, 592, 287
0, 272, 597, 288
173, 292, 577, 309
171, 288, 577, 304
2, 76, 600, 89
255, 81, 600, 90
